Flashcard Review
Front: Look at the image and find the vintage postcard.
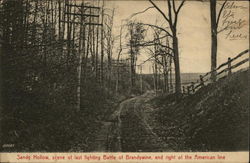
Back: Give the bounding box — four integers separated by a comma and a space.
0, 0, 249, 162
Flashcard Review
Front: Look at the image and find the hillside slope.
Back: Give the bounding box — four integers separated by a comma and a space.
150, 69, 249, 151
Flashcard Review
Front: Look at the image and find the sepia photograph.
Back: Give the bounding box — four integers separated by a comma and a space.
0, 0, 249, 161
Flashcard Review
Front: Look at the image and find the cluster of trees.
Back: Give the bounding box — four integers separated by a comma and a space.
120, 0, 186, 95
0, 0, 132, 151
150, 29, 173, 94
0, 0, 133, 110
127, 0, 229, 96
127, 21, 146, 92
145, 0, 185, 95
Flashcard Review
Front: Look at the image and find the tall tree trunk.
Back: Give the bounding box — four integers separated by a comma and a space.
66, 0, 72, 69
169, 55, 173, 93
172, 31, 181, 95
163, 55, 168, 93
152, 64, 156, 94
115, 64, 120, 93
95, 17, 100, 81
100, 2, 104, 87
140, 66, 143, 93
130, 53, 136, 91
210, 0, 217, 82
116, 26, 123, 94
130, 54, 133, 91
165, 37, 169, 93
154, 55, 158, 92
165, 67, 169, 92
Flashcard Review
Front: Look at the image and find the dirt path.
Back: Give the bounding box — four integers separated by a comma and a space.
91, 97, 135, 152
119, 91, 171, 152
92, 91, 170, 152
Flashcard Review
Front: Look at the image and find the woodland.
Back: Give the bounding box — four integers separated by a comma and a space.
0, 0, 248, 152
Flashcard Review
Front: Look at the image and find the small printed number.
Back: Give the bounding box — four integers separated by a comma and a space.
2, 144, 15, 148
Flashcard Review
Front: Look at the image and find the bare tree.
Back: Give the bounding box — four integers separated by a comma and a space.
210, 0, 228, 82
100, 1, 105, 86
149, 0, 185, 95
127, 21, 145, 92
115, 24, 124, 94
104, 8, 115, 88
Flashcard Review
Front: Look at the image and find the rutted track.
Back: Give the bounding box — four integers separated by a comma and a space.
118, 92, 169, 152
92, 91, 171, 152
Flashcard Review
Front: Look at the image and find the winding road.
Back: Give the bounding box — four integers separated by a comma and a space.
92, 91, 170, 152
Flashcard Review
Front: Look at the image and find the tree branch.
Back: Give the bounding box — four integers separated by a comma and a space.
216, 0, 228, 28
167, 0, 173, 26
172, 0, 177, 13
129, 6, 154, 19
174, 0, 186, 26
139, 23, 173, 37
147, 46, 174, 58
144, 48, 173, 66
145, 34, 171, 44
117, 25, 124, 61
135, 42, 174, 51
176, 0, 186, 14
149, 0, 170, 23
